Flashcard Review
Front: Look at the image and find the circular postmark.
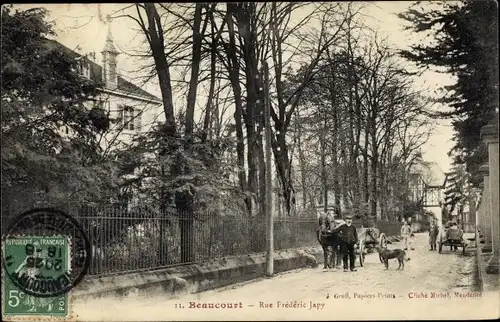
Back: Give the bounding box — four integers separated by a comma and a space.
2, 208, 91, 298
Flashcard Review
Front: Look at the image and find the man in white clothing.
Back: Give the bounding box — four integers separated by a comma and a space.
401, 219, 414, 260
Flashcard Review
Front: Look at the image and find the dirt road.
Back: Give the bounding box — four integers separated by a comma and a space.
73, 233, 499, 321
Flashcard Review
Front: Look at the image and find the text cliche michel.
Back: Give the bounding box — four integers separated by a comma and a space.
176, 291, 482, 311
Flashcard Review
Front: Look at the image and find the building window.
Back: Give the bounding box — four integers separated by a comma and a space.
78, 60, 91, 79
82, 62, 90, 78
119, 105, 141, 131
123, 106, 134, 130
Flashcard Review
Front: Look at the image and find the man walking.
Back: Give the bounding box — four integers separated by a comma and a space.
333, 214, 358, 272
428, 221, 439, 251
401, 219, 414, 259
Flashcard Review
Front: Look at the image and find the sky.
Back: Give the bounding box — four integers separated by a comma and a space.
13, 2, 457, 174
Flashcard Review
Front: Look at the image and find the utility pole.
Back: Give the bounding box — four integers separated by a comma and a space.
263, 60, 274, 277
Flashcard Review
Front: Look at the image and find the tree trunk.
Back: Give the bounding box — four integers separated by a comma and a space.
202, 10, 217, 144
225, 4, 247, 200
296, 116, 308, 212
258, 136, 266, 215
257, 68, 266, 219
271, 130, 294, 216
320, 123, 328, 213
349, 29, 363, 207
379, 162, 387, 220
230, 3, 262, 216
363, 126, 369, 205
143, 3, 176, 136
341, 151, 350, 209
370, 114, 378, 220
329, 73, 341, 210
141, 3, 177, 263
185, 3, 204, 135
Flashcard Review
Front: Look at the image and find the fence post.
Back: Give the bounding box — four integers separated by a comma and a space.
481, 120, 499, 274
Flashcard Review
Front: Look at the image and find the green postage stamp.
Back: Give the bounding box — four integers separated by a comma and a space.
2, 236, 70, 319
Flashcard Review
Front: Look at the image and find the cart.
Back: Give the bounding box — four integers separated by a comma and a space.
438, 227, 468, 255
355, 227, 388, 267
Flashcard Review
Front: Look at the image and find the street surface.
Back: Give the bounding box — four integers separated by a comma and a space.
74, 233, 499, 321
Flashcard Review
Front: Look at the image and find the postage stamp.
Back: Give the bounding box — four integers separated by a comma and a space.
1, 208, 91, 321
2, 236, 70, 317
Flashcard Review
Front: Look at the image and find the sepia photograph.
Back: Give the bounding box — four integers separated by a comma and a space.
1, 1, 499, 321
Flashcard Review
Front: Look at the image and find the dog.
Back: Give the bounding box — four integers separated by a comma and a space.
375, 245, 407, 270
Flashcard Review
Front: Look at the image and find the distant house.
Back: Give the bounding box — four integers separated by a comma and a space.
46, 27, 163, 152
409, 160, 448, 225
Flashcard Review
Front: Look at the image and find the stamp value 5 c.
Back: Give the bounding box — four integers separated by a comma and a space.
2, 236, 70, 318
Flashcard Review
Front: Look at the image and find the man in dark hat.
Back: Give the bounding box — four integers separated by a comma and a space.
428, 221, 439, 251
332, 214, 358, 272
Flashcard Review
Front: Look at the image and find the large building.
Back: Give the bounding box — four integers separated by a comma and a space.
48, 25, 163, 151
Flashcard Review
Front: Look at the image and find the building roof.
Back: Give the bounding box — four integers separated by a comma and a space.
43, 38, 161, 102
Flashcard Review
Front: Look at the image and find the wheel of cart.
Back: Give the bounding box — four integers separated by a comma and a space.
438, 231, 467, 255
379, 233, 388, 248
357, 241, 365, 267
378, 233, 388, 263
355, 227, 382, 267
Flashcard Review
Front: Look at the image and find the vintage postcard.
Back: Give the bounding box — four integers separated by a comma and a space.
2, 2, 499, 321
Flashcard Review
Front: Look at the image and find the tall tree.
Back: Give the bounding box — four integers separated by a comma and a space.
119, 3, 234, 262
398, 0, 498, 185
287, 30, 431, 221
443, 163, 470, 221
268, 2, 354, 216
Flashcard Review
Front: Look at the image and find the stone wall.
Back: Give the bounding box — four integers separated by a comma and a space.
72, 246, 323, 300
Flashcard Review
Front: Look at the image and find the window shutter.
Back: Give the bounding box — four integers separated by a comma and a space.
135, 109, 142, 132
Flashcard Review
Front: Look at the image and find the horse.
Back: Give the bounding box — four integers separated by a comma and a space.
316, 226, 342, 269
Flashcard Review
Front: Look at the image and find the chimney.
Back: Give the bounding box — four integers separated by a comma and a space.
101, 15, 119, 90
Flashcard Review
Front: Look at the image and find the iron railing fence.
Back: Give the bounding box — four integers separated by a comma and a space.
2, 205, 315, 276
2, 203, 402, 277
80, 210, 318, 276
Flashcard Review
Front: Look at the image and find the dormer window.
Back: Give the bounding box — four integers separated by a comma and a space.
77, 59, 91, 79
81, 60, 90, 79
